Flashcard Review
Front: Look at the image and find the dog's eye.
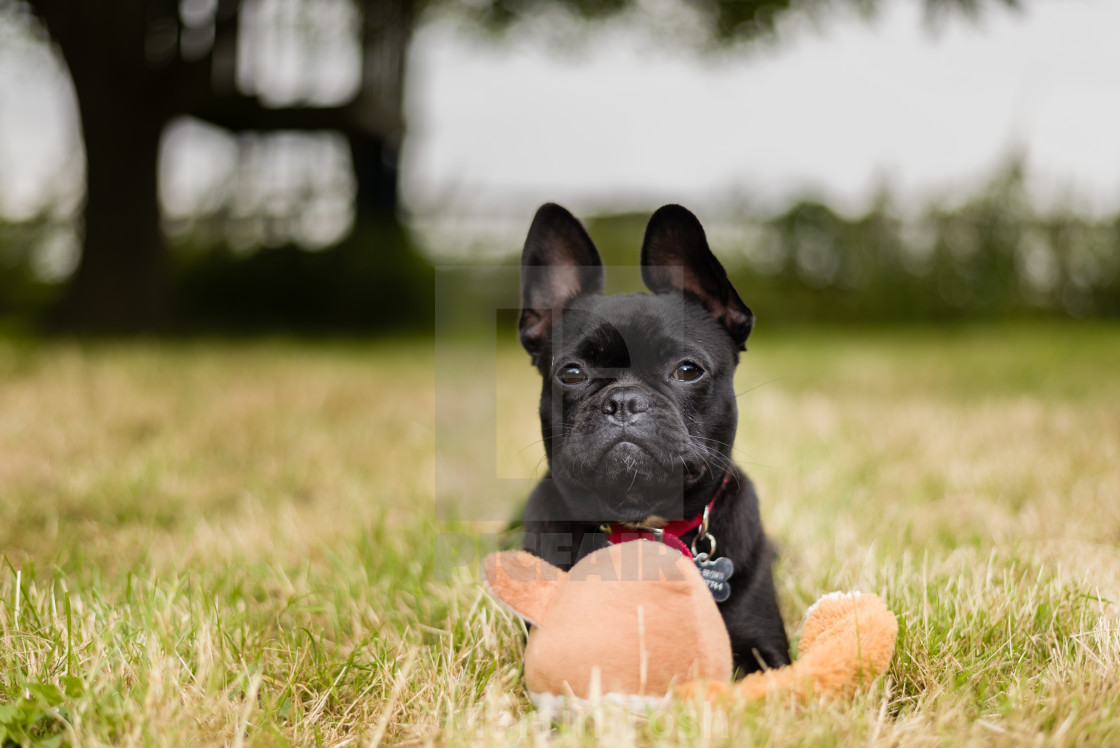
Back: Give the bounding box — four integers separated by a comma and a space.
671, 362, 704, 382
558, 365, 588, 385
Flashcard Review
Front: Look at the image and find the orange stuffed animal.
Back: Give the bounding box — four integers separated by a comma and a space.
483, 540, 897, 710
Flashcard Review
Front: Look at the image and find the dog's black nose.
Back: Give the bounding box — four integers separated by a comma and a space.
601, 387, 650, 422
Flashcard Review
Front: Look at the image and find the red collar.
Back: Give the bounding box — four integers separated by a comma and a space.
604, 474, 732, 560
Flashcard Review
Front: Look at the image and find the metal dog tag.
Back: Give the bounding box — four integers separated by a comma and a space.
694, 555, 734, 603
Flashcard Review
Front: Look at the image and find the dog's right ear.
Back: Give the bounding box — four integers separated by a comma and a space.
519, 204, 604, 365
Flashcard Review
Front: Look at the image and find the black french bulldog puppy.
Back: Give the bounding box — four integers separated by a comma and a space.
518, 203, 790, 675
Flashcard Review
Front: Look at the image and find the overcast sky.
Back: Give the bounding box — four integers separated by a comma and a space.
2, 0, 1119, 227
402, 0, 1120, 220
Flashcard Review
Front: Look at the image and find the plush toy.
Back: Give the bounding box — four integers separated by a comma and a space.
679, 590, 899, 704
483, 539, 732, 711
483, 540, 897, 710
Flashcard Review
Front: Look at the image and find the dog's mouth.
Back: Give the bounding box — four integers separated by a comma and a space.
550, 419, 719, 520
570, 435, 689, 499
569, 430, 713, 485
595, 438, 654, 466
593, 437, 709, 479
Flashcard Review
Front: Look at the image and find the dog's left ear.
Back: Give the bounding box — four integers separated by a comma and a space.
640, 205, 754, 350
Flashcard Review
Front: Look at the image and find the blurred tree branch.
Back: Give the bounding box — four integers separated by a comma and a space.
432, 0, 1021, 43
23, 0, 415, 331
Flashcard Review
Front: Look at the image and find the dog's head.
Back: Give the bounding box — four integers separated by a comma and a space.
519, 203, 753, 524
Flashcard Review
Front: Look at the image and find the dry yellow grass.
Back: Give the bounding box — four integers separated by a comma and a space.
1, 324, 1118, 745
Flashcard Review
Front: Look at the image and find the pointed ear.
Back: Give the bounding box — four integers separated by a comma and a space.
519, 204, 605, 365
640, 205, 754, 350
482, 551, 567, 627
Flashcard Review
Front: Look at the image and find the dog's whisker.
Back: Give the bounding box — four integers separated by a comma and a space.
686, 441, 736, 477
531, 454, 550, 477
518, 438, 549, 455
734, 376, 795, 399
688, 439, 777, 471
690, 435, 736, 450
682, 446, 716, 478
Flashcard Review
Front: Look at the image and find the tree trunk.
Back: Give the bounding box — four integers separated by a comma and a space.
350, 133, 400, 219
56, 86, 168, 332
31, 0, 174, 333
30, 0, 425, 333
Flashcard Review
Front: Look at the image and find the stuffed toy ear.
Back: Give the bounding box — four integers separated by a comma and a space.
482, 551, 567, 627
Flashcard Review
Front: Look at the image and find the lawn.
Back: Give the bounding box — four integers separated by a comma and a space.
1, 323, 1119, 745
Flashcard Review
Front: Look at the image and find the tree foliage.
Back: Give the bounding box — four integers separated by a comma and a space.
435, 0, 1021, 43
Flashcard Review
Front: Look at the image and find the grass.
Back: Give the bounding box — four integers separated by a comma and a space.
1, 322, 1119, 745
